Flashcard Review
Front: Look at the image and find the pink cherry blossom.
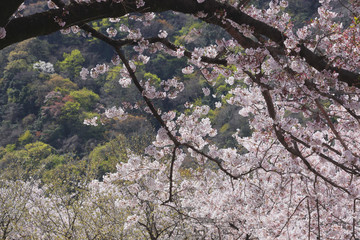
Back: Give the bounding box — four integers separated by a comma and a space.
0, 27, 5, 39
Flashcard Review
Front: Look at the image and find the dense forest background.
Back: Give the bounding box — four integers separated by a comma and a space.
0, 0, 343, 186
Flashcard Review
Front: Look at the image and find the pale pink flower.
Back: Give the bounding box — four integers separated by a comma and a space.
119, 24, 129, 32
284, 37, 298, 49
47, 0, 57, 9
158, 30, 168, 38
54, 16, 66, 27
136, 0, 145, 8
138, 54, 150, 64
119, 77, 132, 88
83, 116, 98, 126
71, 25, 80, 34
195, 11, 208, 18
175, 47, 185, 58
111, 55, 120, 65
280, 0, 288, 8
80, 68, 89, 80
60, 28, 71, 34
95, 63, 109, 74
90, 68, 99, 78
127, 29, 142, 40
202, 87, 211, 96
296, 27, 308, 40
182, 66, 194, 74
105, 106, 127, 120
106, 27, 117, 37
0, 27, 6, 39
226, 76, 235, 85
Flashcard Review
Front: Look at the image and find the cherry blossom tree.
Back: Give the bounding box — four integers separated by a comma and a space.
1, 0, 360, 239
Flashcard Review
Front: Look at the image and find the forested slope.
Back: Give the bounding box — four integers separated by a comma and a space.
0, 0, 324, 183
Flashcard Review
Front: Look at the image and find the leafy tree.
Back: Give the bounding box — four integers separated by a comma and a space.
45, 74, 78, 93
18, 129, 33, 145
88, 134, 128, 179
60, 100, 80, 122
58, 49, 85, 79
69, 88, 99, 111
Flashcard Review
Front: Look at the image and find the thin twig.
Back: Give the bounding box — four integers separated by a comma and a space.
276, 196, 308, 238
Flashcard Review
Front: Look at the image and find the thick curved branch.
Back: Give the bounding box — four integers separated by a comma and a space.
0, 1, 132, 49
0, 0, 359, 87
0, 0, 24, 27
164, 146, 178, 203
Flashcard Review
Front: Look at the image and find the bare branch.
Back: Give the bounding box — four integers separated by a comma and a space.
0, 0, 24, 27
164, 146, 178, 203
315, 99, 348, 151
276, 196, 308, 238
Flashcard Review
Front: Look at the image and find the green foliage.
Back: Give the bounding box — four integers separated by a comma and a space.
46, 74, 78, 93
58, 49, 85, 78
6, 88, 20, 103
88, 135, 128, 179
0, 9, 257, 186
42, 158, 90, 192
354, 16, 360, 25
15, 39, 51, 61
18, 130, 33, 145
0, 141, 55, 180
69, 88, 99, 111
174, 21, 204, 46
42, 154, 66, 170
219, 123, 230, 133
105, 65, 122, 83
60, 101, 81, 122
285, 0, 320, 27
92, 18, 111, 30
7, 51, 29, 62
146, 53, 187, 80
144, 72, 161, 85
4, 59, 29, 78
5, 144, 16, 152
24, 141, 54, 159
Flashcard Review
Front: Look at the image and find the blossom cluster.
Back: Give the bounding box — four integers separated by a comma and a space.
80, 63, 109, 80
33, 60, 55, 73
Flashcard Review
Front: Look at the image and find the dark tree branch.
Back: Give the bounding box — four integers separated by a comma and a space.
0, 0, 359, 87
315, 99, 349, 151
0, 0, 24, 27
164, 146, 178, 203
289, 134, 357, 175
248, 69, 353, 194
51, 0, 66, 8
352, 198, 359, 239
80, 24, 247, 180
316, 198, 321, 240
276, 196, 308, 238
116, 48, 180, 145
